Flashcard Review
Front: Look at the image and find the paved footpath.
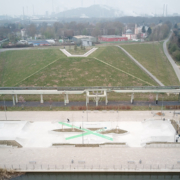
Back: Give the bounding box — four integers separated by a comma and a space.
117, 45, 164, 86
0, 110, 176, 122
0, 147, 180, 172
163, 32, 180, 82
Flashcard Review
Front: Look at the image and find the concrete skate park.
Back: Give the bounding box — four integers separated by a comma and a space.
0, 110, 180, 172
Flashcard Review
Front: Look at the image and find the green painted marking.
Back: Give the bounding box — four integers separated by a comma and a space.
66, 132, 91, 140
58, 122, 113, 141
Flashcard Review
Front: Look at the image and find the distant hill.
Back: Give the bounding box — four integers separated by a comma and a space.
55, 5, 123, 18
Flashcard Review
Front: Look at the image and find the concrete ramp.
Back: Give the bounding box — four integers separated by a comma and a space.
60, 48, 98, 57
15, 137, 27, 147
22, 121, 33, 131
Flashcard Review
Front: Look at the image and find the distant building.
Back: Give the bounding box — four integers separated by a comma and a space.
82, 39, 92, 46
98, 35, 128, 42
80, 14, 89, 18
21, 29, 27, 40
135, 24, 149, 34
122, 29, 136, 40
28, 40, 50, 46
72, 35, 96, 45
134, 24, 148, 38
46, 39, 55, 44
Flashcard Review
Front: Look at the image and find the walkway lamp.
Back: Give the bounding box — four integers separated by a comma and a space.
3, 97, 7, 121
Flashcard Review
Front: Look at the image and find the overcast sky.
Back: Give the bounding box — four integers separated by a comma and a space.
0, 0, 179, 16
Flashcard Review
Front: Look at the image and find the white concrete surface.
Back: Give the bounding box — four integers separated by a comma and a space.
60, 48, 98, 57
0, 119, 176, 148
0, 110, 179, 172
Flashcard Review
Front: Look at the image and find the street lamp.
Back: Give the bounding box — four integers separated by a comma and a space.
82, 115, 84, 144
161, 97, 164, 120
3, 97, 7, 121
86, 104, 88, 122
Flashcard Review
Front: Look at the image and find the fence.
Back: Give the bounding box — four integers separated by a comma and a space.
1, 163, 180, 172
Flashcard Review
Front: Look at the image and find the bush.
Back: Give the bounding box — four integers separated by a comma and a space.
170, 44, 178, 53
172, 50, 180, 61
2, 44, 33, 48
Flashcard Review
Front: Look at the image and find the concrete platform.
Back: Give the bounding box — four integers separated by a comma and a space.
0, 120, 176, 148
0, 110, 179, 172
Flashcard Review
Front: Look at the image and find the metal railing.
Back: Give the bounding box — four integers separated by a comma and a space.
0, 86, 180, 91
1, 163, 180, 172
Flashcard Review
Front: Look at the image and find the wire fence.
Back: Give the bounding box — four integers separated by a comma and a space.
1, 163, 180, 171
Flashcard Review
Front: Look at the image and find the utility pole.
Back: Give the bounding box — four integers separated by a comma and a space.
32, 5, 34, 16
81, 0, 83, 7
52, 0, 54, 14
23, 7, 24, 20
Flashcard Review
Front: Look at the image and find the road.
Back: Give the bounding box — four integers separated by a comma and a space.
163, 32, 180, 82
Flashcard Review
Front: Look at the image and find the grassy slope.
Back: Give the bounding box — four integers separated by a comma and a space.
19, 57, 153, 87
0, 46, 158, 87
0, 49, 66, 86
90, 46, 157, 86
121, 43, 180, 86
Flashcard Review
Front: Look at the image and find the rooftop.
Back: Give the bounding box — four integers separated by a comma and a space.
100, 35, 123, 38
73, 35, 94, 39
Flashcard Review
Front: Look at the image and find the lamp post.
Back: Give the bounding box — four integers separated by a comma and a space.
161, 97, 164, 120
82, 115, 84, 144
86, 104, 88, 122
3, 98, 7, 121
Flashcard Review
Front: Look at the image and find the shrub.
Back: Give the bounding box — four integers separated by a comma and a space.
172, 50, 180, 61
170, 44, 178, 53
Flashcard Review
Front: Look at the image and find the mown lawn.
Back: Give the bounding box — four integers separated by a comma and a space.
19, 57, 153, 87
121, 42, 180, 86
0, 49, 66, 86
90, 46, 157, 86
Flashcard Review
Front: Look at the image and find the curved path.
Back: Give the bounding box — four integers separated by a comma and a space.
117, 45, 164, 86
163, 32, 180, 82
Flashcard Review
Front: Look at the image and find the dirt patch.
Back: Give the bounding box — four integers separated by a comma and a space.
53, 129, 84, 132
53, 143, 75, 146
0, 140, 22, 148
147, 142, 180, 145
155, 112, 164, 116
75, 144, 99, 147
0, 169, 24, 180
171, 120, 180, 135
102, 143, 126, 145
100, 129, 127, 134
87, 128, 100, 131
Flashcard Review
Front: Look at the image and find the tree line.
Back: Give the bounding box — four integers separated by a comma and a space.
168, 23, 180, 61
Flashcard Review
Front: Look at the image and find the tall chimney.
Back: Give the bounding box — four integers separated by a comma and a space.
163, 4, 165, 17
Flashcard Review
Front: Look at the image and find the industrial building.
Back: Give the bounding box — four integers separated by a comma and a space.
28, 40, 50, 46
98, 35, 128, 42
72, 35, 96, 45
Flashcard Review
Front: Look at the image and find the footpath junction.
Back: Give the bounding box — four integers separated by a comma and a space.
0, 86, 180, 106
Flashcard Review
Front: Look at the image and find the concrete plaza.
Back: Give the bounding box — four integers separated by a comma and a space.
0, 110, 180, 172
